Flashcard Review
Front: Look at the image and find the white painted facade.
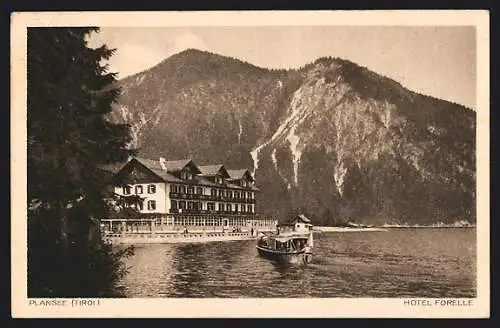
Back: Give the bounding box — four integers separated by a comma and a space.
114, 182, 255, 215
114, 182, 171, 214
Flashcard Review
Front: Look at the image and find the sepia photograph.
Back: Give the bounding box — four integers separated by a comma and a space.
11, 11, 489, 317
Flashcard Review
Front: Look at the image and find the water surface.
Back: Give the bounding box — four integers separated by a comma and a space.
119, 228, 476, 298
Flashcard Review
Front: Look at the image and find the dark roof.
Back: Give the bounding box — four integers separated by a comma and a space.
149, 168, 184, 183
290, 214, 311, 224
162, 159, 196, 172
135, 157, 199, 173
227, 169, 255, 182
198, 164, 225, 176
227, 169, 247, 178
114, 157, 260, 191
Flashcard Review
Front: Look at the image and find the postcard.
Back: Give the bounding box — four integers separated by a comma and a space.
11, 10, 489, 318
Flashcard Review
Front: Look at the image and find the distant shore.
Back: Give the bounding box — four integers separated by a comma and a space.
314, 225, 476, 232
314, 227, 388, 232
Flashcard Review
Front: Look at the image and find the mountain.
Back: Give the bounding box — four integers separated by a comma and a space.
108, 48, 476, 226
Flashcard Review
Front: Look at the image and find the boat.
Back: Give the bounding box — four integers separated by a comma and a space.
256, 214, 314, 265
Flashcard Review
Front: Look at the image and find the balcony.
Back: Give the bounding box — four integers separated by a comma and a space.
169, 192, 256, 203
169, 208, 255, 216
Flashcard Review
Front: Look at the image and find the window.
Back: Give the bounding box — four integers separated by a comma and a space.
234, 204, 239, 212
180, 171, 187, 180
170, 185, 178, 193
235, 191, 240, 199
208, 203, 215, 211
241, 204, 245, 213
188, 202, 193, 210
226, 203, 232, 212
218, 203, 224, 212
123, 186, 131, 195
241, 180, 247, 187
147, 184, 156, 194
247, 205, 253, 213
135, 185, 143, 194
136, 202, 143, 211
227, 190, 233, 198
247, 192, 252, 199
218, 189, 222, 197
187, 187, 194, 194
179, 201, 186, 209
147, 200, 156, 210
171, 200, 177, 209
211, 188, 216, 196
180, 185, 186, 194
196, 187, 203, 195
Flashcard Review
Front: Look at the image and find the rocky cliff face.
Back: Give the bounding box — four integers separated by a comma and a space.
109, 49, 475, 225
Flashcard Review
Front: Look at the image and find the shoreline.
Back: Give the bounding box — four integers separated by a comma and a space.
314, 226, 476, 232
314, 227, 388, 232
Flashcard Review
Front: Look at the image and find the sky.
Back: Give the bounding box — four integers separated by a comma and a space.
88, 26, 476, 109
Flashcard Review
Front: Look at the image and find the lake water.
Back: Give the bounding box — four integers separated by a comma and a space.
118, 228, 476, 298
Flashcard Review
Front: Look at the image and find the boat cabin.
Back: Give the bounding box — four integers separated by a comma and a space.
278, 214, 313, 234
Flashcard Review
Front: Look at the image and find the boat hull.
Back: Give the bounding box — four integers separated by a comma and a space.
256, 245, 312, 265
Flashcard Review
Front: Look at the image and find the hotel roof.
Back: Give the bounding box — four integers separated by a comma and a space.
135, 157, 199, 173
198, 164, 226, 176
227, 169, 254, 181
114, 156, 259, 191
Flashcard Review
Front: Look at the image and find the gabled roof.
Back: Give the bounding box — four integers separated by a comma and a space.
290, 214, 312, 224
198, 164, 230, 178
148, 168, 184, 183
134, 157, 201, 174
227, 169, 255, 182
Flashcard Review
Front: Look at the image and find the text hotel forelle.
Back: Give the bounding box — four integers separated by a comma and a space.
404, 299, 474, 307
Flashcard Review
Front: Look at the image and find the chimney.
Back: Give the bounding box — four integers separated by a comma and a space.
159, 157, 167, 170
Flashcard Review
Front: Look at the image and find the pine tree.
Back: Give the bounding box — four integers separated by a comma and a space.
27, 27, 136, 297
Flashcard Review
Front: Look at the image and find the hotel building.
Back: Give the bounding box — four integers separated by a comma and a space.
101, 157, 277, 234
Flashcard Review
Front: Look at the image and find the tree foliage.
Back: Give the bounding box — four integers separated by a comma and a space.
27, 27, 136, 297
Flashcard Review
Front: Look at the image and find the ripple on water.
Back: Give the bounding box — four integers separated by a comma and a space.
120, 229, 476, 298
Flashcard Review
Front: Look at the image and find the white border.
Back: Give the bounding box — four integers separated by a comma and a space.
11, 10, 490, 318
